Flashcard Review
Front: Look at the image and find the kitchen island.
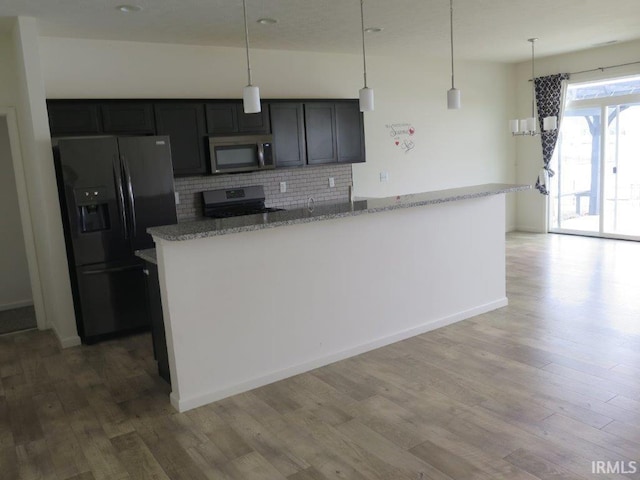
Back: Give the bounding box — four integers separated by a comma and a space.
149, 183, 529, 412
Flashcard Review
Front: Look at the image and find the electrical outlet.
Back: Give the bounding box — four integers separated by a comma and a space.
329, 177, 335, 188
380, 171, 389, 183
280, 181, 287, 193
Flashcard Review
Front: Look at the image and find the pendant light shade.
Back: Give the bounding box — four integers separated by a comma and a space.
447, 0, 461, 109
447, 88, 461, 110
242, 0, 261, 114
359, 0, 374, 112
359, 87, 374, 112
243, 85, 261, 114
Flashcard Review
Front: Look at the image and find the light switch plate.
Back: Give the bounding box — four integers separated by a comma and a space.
329, 177, 335, 188
280, 182, 287, 193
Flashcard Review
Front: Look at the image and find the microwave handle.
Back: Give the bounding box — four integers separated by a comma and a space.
257, 143, 265, 168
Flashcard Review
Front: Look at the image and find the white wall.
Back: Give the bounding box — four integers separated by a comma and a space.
0, 32, 18, 105
0, 116, 32, 310
11, 18, 79, 346
515, 39, 640, 232
39, 37, 518, 229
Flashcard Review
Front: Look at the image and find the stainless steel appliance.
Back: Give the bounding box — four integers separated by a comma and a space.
208, 134, 275, 174
54, 136, 177, 343
202, 185, 283, 218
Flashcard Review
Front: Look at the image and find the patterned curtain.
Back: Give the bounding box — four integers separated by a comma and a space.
534, 73, 570, 195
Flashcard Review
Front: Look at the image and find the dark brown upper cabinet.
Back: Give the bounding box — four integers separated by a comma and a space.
205, 101, 270, 135
101, 102, 155, 134
154, 102, 208, 176
335, 102, 365, 164
305, 103, 338, 165
304, 101, 365, 165
47, 102, 102, 136
269, 103, 306, 168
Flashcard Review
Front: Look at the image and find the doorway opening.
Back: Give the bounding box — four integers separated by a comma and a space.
0, 108, 46, 334
549, 75, 640, 240
0, 115, 35, 334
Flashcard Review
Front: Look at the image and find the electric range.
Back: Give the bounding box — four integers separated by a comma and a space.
202, 185, 284, 219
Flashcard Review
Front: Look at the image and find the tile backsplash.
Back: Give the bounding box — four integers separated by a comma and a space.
174, 164, 353, 221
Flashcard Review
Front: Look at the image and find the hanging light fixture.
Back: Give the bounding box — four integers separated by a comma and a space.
359, 0, 374, 112
510, 38, 557, 135
447, 0, 461, 109
242, 0, 261, 114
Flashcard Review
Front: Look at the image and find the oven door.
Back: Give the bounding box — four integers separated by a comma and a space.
209, 135, 273, 174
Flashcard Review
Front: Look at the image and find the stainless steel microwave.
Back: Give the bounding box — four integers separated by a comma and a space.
208, 134, 275, 174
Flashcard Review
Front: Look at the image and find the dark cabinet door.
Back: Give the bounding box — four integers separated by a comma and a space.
336, 103, 365, 164
155, 102, 208, 176
47, 101, 102, 136
101, 102, 155, 134
270, 103, 306, 168
206, 102, 271, 134
305, 103, 337, 165
237, 104, 270, 133
205, 103, 237, 134
143, 262, 170, 384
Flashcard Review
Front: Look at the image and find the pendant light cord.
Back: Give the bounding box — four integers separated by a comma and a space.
243, 0, 253, 86
530, 38, 537, 118
360, 0, 368, 88
450, 0, 455, 89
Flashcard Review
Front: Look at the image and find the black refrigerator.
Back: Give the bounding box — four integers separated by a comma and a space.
55, 136, 177, 343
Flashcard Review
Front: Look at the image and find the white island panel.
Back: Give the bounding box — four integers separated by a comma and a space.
156, 193, 507, 412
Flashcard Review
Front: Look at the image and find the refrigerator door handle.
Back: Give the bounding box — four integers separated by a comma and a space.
121, 155, 137, 239
82, 264, 144, 275
113, 155, 129, 239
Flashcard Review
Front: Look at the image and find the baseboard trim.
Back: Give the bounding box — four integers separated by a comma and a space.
0, 300, 33, 312
49, 322, 81, 348
170, 297, 509, 412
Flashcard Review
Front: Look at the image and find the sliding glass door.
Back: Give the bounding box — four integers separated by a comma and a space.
549, 76, 640, 240
603, 103, 640, 237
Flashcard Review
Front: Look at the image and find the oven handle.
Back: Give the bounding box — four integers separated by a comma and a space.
257, 143, 265, 168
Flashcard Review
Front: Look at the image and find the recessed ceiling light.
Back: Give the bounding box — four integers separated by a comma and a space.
116, 5, 142, 13
364, 27, 383, 34
257, 18, 278, 25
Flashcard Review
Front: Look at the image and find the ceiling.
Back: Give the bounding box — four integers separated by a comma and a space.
1, 0, 640, 63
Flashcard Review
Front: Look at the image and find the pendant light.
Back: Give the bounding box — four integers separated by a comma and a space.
447, 0, 461, 109
359, 0, 374, 112
510, 38, 557, 135
242, 0, 261, 114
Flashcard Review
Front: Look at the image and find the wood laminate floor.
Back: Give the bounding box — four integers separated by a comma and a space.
1, 232, 639, 480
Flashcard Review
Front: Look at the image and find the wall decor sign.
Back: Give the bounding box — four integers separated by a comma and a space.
386, 123, 416, 154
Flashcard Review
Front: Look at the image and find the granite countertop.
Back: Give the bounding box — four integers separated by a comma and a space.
149, 183, 530, 242
135, 248, 157, 265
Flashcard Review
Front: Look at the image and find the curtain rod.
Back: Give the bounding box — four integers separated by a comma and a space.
528, 60, 640, 82
570, 60, 640, 76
